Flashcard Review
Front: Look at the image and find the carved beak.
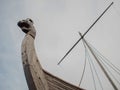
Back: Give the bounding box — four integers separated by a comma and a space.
17, 20, 30, 33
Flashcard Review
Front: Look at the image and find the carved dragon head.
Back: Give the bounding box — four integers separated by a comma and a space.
17, 18, 36, 38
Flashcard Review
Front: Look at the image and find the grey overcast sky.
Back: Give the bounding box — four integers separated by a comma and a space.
0, 0, 120, 90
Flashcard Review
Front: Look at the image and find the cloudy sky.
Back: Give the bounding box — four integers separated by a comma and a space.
0, 0, 120, 90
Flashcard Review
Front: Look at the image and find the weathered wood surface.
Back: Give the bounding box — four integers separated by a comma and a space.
18, 18, 84, 90
44, 70, 84, 90
21, 34, 49, 90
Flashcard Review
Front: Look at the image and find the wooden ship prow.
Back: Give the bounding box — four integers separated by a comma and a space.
18, 2, 120, 90
18, 18, 84, 90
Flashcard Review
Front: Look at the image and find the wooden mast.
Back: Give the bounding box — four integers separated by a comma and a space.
58, 2, 114, 65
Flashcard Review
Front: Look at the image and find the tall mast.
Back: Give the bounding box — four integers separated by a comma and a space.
79, 32, 118, 90
58, 2, 114, 65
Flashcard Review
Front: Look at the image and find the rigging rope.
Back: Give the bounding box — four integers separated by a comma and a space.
78, 45, 87, 86
87, 42, 120, 86
84, 42, 103, 90
87, 41, 120, 76
86, 49, 97, 90
79, 33, 103, 89
86, 50, 103, 90
81, 39, 97, 90
98, 54, 120, 76
81, 37, 118, 90
85, 40, 119, 90
98, 57, 120, 86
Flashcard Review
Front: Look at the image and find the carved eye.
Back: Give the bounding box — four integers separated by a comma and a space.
27, 18, 33, 23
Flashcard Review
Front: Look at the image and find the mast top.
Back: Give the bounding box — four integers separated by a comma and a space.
57, 2, 114, 65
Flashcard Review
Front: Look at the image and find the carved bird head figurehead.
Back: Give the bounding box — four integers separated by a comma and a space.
17, 18, 36, 38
